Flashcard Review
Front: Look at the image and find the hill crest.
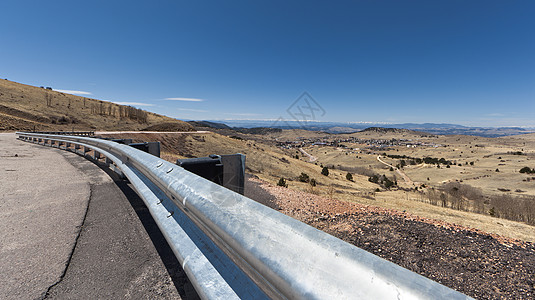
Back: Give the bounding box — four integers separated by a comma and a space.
0, 79, 193, 132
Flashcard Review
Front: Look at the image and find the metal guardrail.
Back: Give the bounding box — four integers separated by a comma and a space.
17, 132, 471, 300
28, 131, 95, 136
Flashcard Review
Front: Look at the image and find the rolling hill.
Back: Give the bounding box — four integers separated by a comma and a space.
0, 79, 193, 132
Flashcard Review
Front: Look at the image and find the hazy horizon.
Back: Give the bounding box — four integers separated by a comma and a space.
194, 118, 535, 129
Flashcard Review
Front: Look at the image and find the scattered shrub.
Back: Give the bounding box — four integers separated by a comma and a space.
368, 174, 396, 189
520, 167, 535, 174
384, 177, 395, 188
277, 177, 288, 188
298, 172, 310, 183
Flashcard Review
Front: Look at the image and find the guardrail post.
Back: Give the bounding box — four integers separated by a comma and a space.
221, 154, 246, 195
128, 142, 161, 157
83, 146, 90, 157
177, 154, 246, 194
147, 142, 160, 157
108, 162, 126, 179
93, 150, 101, 160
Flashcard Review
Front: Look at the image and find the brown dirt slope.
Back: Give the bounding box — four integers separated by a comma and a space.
247, 177, 535, 300
0, 79, 193, 132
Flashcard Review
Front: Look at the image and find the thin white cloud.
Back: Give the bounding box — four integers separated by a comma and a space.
112, 101, 154, 107
54, 89, 92, 95
176, 108, 208, 113
164, 97, 204, 102
224, 112, 261, 116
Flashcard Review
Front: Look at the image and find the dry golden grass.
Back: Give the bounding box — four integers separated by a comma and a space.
247, 129, 535, 242
102, 130, 535, 242
0, 79, 192, 131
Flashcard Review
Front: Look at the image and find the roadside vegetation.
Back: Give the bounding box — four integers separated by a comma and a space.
412, 182, 535, 225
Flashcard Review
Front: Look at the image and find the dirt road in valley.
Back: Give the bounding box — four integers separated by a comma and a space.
299, 147, 317, 162
377, 155, 415, 186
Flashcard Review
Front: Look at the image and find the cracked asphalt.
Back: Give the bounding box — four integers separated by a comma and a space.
0, 133, 195, 299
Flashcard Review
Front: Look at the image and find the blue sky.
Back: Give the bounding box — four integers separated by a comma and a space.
1, 1, 534, 127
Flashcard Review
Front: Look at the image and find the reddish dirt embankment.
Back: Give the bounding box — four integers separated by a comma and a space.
245, 176, 535, 300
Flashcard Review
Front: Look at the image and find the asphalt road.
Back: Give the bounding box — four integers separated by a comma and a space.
0, 133, 195, 299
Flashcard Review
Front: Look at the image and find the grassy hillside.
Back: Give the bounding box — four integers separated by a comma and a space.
0, 79, 193, 131
100, 131, 535, 242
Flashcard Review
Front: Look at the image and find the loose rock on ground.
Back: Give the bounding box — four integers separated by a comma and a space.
245, 176, 535, 299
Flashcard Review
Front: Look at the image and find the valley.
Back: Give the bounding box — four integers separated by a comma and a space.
3, 79, 535, 298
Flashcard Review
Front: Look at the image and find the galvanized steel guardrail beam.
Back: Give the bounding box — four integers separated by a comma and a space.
17, 132, 472, 300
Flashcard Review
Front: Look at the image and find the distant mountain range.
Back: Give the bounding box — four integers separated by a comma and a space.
196, 119, 535, 137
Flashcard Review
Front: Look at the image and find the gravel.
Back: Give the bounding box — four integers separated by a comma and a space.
245, 176, 535, 299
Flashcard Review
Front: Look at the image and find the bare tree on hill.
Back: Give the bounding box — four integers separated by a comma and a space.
45, 91, 52, 107
90, 103, 147, 123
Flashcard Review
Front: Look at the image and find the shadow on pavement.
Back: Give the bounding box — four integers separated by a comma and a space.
98, 163, 200, 300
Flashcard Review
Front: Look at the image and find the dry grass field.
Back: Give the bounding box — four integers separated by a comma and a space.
0, 79, 192, 131
101, 128, 535, 243
246, 129, 535, 242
